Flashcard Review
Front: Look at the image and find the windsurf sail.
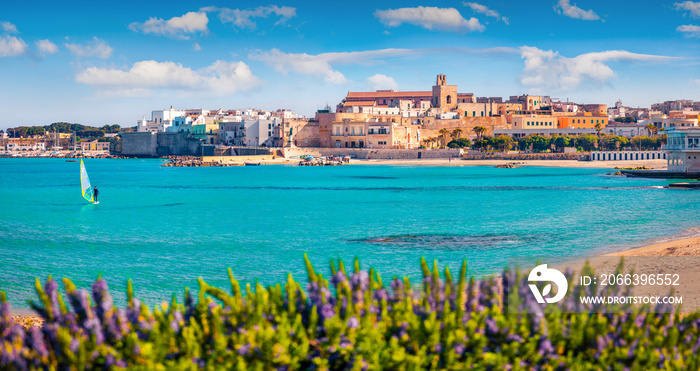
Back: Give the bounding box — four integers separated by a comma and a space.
80, 159, 94, 203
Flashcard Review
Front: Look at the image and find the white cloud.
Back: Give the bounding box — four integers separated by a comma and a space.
367, 74, 398, 91
192, 42, 202, 51
554, 0, 601, 21
374, 7, 484, 33
35, 39, 58, 55
464, 2, 508, 25
250, 48, 349, 83
65, 37, 113, 59
0, 35, 27, 57
75, 60, 261, 96
691, 78, 700, 86
675, 1, 700, 17
519, 46, 677, 91
129, 11, 208, 40
677, 24, 700, 38
94, 88, 153, 99
251, 47, 516, 84
1, 21, 18, 33
206, 5, 296, 30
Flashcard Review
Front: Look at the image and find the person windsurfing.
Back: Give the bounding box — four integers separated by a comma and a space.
93, 186, 99, 203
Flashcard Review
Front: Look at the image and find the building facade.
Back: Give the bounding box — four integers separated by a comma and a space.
664, 127, 700, 173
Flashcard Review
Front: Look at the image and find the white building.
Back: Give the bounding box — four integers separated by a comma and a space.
137, 106, 186, 132
664, 127, 700, 173
604, 122, 648, 138
648, 115, 698, 130
233, 117, 282, 146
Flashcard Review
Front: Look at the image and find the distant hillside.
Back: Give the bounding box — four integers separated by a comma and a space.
5, 122, 121, 138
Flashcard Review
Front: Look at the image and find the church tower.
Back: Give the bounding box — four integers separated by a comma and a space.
431, 74, 458, 111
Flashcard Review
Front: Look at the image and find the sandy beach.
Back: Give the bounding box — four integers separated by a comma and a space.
606, 235, 700, 256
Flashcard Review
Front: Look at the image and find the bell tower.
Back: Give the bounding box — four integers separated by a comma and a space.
431, 74, 457, 111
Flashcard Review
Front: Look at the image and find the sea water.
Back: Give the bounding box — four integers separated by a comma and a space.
1, 158, 699, 312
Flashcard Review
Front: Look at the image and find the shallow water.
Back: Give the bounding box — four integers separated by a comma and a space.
0, 158, 697, 312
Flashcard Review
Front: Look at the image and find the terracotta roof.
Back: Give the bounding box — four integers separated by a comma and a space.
345, 91, 432, 99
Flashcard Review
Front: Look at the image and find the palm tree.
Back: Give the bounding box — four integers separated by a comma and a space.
472, 126, 486, 142
594, 123, 603, 137
645, 124, 657, 137
438, 128, 450, 148
452, 128, 463, 140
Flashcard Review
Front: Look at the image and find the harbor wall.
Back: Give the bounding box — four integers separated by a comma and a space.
117, 132, 200, 157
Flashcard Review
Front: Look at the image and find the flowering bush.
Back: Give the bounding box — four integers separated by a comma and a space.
1, 255, 699, 370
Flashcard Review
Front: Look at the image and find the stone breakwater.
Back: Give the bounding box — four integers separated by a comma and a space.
161, 156, 244, 167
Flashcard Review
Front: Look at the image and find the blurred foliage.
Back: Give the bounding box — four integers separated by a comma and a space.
1, 256, 698, 370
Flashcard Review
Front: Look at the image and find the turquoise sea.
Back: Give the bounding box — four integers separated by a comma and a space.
1, 158, 699, 313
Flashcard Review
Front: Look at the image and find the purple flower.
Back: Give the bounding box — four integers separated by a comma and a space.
105, 353, 115, 367
28, 326, 48, 358
320, 303, 335, 320
238, 344, 252, 356
350, 271, 369, 291
485, 317, 499, 335
91, 279, 113, 320
70, 338, 80, 354
44, 278, 61, 320
453, 343, 465, 356
372, 288, 389, 302
539, 338, 554, 356
347, 317, 359, 329
506, 333, 523, 343
331, 271, 347, 286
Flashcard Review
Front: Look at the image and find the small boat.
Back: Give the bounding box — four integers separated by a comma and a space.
244, 162, 261, 166
66, 159, 78, 162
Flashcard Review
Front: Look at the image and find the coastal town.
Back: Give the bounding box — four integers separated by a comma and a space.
2, 74, 700, 172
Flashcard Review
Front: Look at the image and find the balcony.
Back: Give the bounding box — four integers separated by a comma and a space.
662, 144, 700, 151
331, 133, 365, 137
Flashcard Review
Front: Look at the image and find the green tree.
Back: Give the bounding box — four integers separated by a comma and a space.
576, 134, 599, 151
472, 126, 486, 142
594, 122, 603, 137
553, 135, 571, 152
447, 138, 471, 148
438, 129, 450, 148
491, 135, 513, 152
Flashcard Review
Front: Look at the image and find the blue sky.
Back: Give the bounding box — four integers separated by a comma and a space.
0, 0, 698, 130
